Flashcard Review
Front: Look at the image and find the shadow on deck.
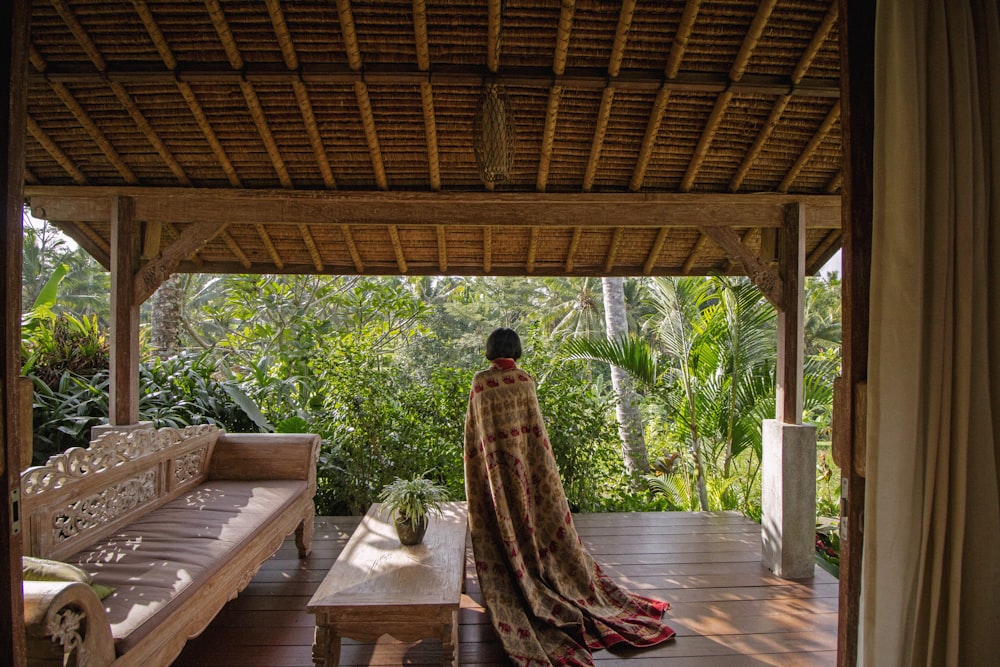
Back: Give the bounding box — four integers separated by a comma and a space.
173, 511, 838, 666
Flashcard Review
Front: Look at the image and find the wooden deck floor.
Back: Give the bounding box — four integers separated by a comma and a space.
173, 512, 838, 666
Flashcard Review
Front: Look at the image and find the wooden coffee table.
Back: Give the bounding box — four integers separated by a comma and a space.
307, 501, 469, 667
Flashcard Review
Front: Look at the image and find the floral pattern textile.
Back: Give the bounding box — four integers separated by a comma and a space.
464, 360, 675, 666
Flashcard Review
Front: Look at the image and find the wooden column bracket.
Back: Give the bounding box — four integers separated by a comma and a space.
134, 220, 225, 304
701, 225, 782, 306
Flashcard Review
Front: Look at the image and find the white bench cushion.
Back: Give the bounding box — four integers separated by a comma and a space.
71, 480, 307, 654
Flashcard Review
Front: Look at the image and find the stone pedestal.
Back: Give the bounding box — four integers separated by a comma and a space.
761, 419, 817, 579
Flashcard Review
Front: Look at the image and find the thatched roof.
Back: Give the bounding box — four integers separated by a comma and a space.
22, 0, 842, 279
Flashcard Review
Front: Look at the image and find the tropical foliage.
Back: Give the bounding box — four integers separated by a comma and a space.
20, 218, 842, 523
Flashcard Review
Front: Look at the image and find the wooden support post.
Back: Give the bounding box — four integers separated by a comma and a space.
1, 1, 29, 663
776, 203, 805, 424
110, 196, 141, 426
836, 0, 873, 663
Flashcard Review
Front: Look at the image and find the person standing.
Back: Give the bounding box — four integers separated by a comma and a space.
464, 327, 675, 666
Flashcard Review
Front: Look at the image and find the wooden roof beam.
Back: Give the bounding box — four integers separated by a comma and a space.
25, 188, 843, 230
57, 220, 110, 268
806, 229, 842, 274
682, 234, 707, 274
629, 87, 670, 192
536, 1, 575, 193
51, 1, 188, 185
826, 170, 844, 194
729, 0, 778, 82
608, 0, 637, 78
778, 100, 841, 193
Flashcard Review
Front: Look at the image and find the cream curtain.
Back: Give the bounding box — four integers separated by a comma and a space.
864, 0, 1000, 665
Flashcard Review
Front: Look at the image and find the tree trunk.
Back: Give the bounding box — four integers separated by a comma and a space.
601, 277, 649, 479
150, 273, 184, 358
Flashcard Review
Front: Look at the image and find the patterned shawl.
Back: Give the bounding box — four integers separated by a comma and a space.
464, 359, 675, 666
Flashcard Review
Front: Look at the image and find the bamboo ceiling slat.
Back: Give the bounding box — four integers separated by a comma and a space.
25, 1, 844, 279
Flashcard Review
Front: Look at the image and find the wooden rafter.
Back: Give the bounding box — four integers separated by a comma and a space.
255, 224, 285, 270
683, 0, 774, 192
583, 88, 615, 192
413, 1, 440, 191
536, 87, 563, 192
220, 230, 252, 270
526, 227, 539, 273
730, 2, 838, 192
665, 0, 703, 78
487, 0, 502, 74
387, 225, 408, 273
133, 0, 242, 187
565, 227, 582, 272
58, 220, 110, 268
165, 222, 204, 268
608, 0, 637, 78
299, 224, 324, 272
806, 228, 842, 273
51, 0, 189, 185
553, 0, 575, 73
206, 0, 293, 188
266, 0, 336, 190
436, 224, 448, 272
826, 170, 844, 194
629, 87, 671, 191
603, 227, 624, 274
483, 226, 493, 273
342, 226, 364, 272
46, 81, 137, 184
24, 167, 39, 184
680, 89, 733, 192
778, 100, 841, 193
643, 227, 669, 275
26, 116, 87, 184
682, 233, 708, 274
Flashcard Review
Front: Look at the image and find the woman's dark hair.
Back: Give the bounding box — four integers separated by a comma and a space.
485, 327, 522, 361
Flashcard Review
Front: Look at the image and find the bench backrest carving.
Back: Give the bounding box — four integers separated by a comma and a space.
21, 424, 221, 560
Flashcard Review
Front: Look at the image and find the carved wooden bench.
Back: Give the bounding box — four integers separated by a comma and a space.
21, 424, 320, 667
307, 501, 469, 667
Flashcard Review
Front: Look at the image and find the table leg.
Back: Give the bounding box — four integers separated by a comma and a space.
442, 610, 459, 667
313, 625, 342, 667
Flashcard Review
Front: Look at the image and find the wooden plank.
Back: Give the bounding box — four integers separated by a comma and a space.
176, 511, 837, 667
776, 203, 806, 423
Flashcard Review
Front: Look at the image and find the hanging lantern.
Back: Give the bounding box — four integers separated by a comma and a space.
473, 82, 516, 184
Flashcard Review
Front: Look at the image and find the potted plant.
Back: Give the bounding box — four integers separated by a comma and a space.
379, 473, 449, 546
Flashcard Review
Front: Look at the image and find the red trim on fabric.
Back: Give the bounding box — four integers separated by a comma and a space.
490, 357, 517, 370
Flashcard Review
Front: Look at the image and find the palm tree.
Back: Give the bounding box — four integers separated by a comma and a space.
601, 277, 649, 479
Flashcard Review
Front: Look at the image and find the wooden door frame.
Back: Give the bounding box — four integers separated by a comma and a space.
836, 0, 874, 664
1, 1, 29, 664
